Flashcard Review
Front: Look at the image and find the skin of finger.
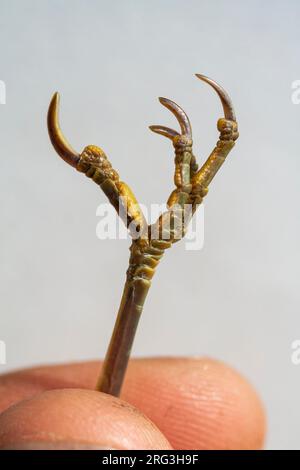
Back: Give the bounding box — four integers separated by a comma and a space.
0, 358, 266, 450
0, 389, 172, 450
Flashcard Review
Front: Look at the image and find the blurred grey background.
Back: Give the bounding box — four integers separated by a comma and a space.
0, 0, 299, 450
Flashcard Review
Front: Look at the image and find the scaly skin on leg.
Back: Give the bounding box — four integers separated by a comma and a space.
47, 75, 239, 397
96, 238, 170, 396
191, 118, 239, 210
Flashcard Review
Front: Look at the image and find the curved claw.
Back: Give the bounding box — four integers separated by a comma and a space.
47, 92, 80, 168
195, 74, 236, 121
158, 97, 192, 137
149, 125, 180, 140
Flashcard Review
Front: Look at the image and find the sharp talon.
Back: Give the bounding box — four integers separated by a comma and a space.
195, 74, 236, 121
158, 97, 192, 137
149, 125, 180, 140
47, 92, 80, 168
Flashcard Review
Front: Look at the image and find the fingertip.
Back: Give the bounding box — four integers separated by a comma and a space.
0, 358, 266, 449
0, 388, 172, 450
122, 357, 266, 450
